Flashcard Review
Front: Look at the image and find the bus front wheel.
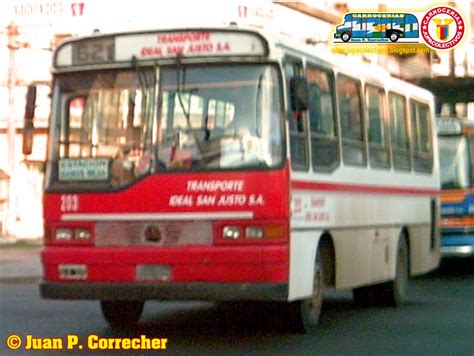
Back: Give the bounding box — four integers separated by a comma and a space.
341, 32, 351, 42
100, 300, 145, 329
287, 247, 324, 333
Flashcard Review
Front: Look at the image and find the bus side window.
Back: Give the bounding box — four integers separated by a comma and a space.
173, 93, 204, 130
410, 100, 433, 173
207, 99, 235, 139
366, 85, 390, 169
389, 93, 411, 171
306, 64, 339, 171
337, 75, 366, 166
284, 58, 309, 171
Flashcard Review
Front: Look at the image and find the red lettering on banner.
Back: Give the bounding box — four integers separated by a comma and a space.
71, 2, 84, 16
216, 42, 231, 52
139, 33, 237, 58
188, 43, 213, 54
238, 6, 248, 18
141, 47, 163, 57
158, 32, 211, 44
167, 46, 184, 55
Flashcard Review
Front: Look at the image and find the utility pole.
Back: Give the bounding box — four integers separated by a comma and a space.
6, 22, 28, 237
6, 22, 19, 178
6, 22, 19, 237
448, 2, 457, 116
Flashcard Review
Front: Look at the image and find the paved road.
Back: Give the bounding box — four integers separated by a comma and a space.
1, 258, 474, 355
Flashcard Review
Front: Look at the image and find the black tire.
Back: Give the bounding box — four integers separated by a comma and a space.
341, 32, 351, 42
353, 235, 409, 307
378, 236, 409, 306
389, 32, 400, 42
353, 284, 376, 307
287, 248, 324, 333
100, 300, 144, 329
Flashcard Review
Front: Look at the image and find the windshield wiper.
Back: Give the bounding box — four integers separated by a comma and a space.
255, 74, 263, 138
175, 55, 204, 156
132, 56, 150, 92
131, 56, 155, 161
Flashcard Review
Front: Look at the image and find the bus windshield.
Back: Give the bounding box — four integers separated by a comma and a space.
438, 136, 471, 190
51, 64, 283, 189
158, 64, 283, 170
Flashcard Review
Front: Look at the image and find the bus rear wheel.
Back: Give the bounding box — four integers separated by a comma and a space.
100, 300, 144, 329
353, 235, 409, 307
389, 32, 400, 42
379, 236, 409, 306
287, 247, 324, 333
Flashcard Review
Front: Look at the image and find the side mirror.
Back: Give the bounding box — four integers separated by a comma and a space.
23, 124, 34, 156
23, 85, 37, 155
290, 77, 308, 112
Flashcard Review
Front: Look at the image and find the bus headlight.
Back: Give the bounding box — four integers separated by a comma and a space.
223, 226, 242, 239
219, 223, 287, 243
55, 228, 73, 241
74, 228, 91, 240
245, 226, 264, 239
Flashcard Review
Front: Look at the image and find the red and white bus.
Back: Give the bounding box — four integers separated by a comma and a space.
30, 28, 440, 332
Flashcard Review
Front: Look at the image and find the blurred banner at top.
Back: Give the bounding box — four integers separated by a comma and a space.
2, 0, 338, 45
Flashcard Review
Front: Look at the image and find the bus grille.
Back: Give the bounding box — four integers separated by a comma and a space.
95, 221, 213, 246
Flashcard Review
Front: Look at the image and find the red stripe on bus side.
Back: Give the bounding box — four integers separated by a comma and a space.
291, 181, 439, 196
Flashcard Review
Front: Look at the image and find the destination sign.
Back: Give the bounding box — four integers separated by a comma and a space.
72, 37, 115, 65
436, 118, 463, 136
59, 158, 109, 181
54, 30, 268, 67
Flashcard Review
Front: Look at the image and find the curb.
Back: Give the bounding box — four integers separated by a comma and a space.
0, 237, 18, 246
0, 238, 43, 248
0, 242, 43, 283
0, 276, 41, 284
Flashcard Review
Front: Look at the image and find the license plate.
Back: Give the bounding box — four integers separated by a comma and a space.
136, 265, 171, 281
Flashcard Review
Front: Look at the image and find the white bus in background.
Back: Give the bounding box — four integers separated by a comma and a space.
32, 27, 440, 332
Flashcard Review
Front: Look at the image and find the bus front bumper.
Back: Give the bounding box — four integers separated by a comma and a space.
39, 280, 288, 301
40, 245, 289, 301
441, 245, 474, 258
441, 233, 474, 257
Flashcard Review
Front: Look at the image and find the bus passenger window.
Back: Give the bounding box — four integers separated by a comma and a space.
410, 100, 433, 173
337, 75, 366, 166
389, 93, 411, 171
284, 59, 309, 171
366, 86, 390, 169
306, 65, 339, 171
208, 100, 234, 129
206, 99, 235, 140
